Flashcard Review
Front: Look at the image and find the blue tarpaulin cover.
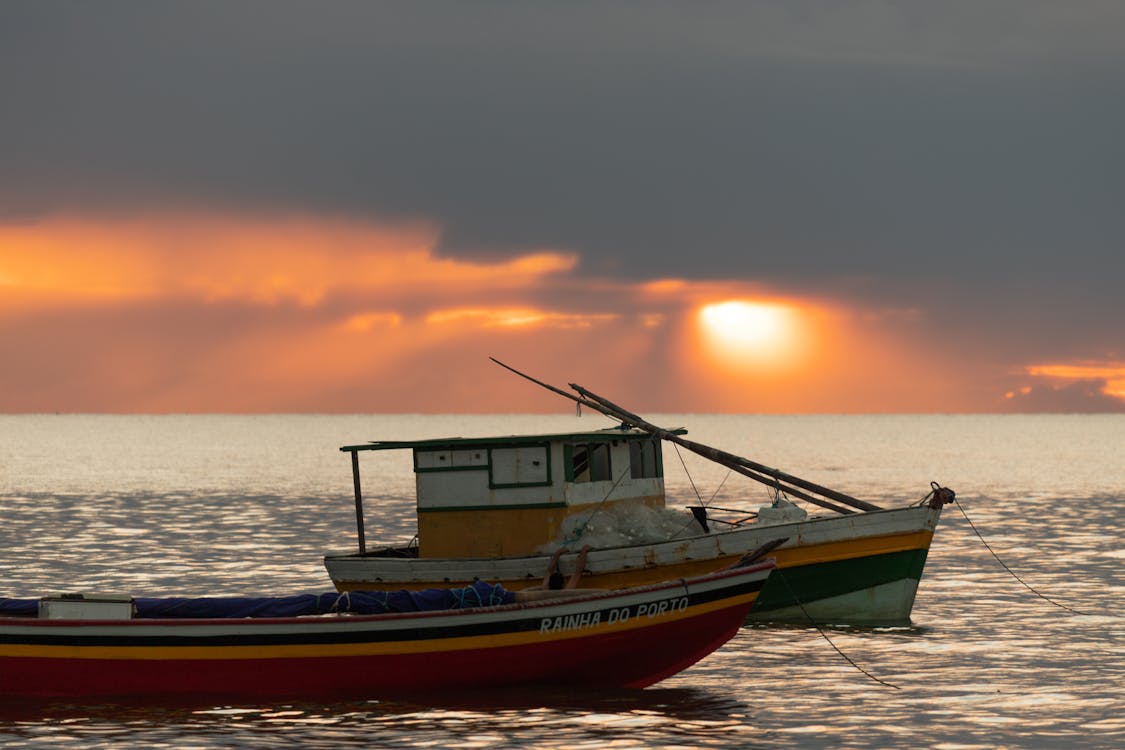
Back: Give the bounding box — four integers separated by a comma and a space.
0, 581, 515, 619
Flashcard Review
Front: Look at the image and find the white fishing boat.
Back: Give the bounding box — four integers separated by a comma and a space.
324, 364, 954, 625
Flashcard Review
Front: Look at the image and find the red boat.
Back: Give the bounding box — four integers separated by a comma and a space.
0, 560, 772, 701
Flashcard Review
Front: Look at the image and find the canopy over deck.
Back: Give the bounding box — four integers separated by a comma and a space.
339, 425, 687, 454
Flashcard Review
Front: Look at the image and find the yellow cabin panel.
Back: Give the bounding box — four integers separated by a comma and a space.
418, 496, 664, 558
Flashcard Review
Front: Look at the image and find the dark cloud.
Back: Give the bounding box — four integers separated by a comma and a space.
1000, 380, 1125, 414
3, 2, 1124, 382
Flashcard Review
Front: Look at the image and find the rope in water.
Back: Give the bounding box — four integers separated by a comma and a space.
773, 568, 901, 690
953, 498, 1093, 617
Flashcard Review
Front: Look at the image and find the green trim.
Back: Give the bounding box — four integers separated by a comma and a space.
752, 548, 931, 613
411, 449, 486, 472
419, 502, 568, 513
340, 426, 686, 453
487, 443, 552, 489
414, 465, 488, 474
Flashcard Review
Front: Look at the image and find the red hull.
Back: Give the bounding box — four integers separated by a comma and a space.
1, 601, 748, 700
1, 563, 776, 702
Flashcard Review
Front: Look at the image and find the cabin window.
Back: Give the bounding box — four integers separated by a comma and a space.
488, 444, 551, 488
567, 442, 612, 483
629, 439, 660, 479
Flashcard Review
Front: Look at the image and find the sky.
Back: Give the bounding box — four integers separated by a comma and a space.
2, 1, 1124, 414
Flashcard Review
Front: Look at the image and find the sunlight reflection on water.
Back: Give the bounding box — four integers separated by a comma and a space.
0, 415, 1122, 748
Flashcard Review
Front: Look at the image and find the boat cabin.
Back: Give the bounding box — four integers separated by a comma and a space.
340, 426, 679, 558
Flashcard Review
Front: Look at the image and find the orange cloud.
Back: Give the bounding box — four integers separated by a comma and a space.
426, 308, 618, 329
1025, 362, 1125, 400
0, 212, 1007, 413
640, 278, 689, 295
339, 312, 403, 333
0, 214, 578, 311
0, 213, 645, 412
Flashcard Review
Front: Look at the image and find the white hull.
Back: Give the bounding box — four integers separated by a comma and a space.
325, 503, 940, 588
748, 577, 923, 624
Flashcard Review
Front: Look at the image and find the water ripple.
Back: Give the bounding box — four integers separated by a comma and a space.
1, 415, 1123, 748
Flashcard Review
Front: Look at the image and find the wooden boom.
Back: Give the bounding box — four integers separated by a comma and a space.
490, 357, 882, 514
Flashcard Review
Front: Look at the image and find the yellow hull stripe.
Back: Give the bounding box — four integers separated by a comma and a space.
575, 530, 934, 590
336, 528, 935, 592
773, 529, 933, 568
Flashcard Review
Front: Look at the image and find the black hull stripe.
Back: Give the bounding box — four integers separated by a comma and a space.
0, 579, 763, 649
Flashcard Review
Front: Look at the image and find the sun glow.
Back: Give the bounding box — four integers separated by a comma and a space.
697, 300, 803, 372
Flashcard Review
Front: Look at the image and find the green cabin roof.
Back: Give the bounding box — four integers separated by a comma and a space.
339, 425, 686, 453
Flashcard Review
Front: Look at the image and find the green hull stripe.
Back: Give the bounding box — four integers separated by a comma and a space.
419, 503, 568, 513
752, 548, 931, 612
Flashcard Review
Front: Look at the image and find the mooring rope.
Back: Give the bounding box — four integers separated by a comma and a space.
773, 568, 901, 690
953, 498, 1093, 617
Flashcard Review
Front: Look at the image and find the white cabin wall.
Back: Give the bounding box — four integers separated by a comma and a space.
413, 439, 665, 511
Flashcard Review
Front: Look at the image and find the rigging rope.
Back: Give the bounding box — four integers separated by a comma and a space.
669, 446, 758, 536
668, 444, 778, 537
561, 466, 631, 546
562, 432, 662, 546
706, 469, 734, 505
672, 442, 705, 505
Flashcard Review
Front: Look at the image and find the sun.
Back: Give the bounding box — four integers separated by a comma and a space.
697, 300, 802, 371
700, 301, 788, 348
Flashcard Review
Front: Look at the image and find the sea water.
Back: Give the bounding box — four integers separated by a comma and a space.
0, 414, 1122, 749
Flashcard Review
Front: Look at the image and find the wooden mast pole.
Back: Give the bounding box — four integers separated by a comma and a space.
350, 449, 367, 554
490, 357, 881, 514
570, 384, 883, 513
